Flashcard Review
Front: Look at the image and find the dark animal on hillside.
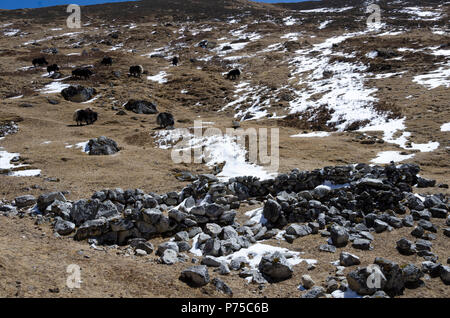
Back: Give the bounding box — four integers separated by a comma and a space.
129, 65, 144, 77
47, 64, 59, 74
72, 68, 93, 79
73, 108, 98, 126
157, 112, 175, 129
172, 56, 179, 66
226, 69, 241, 80
101, 57, 113, 66
32, 57, 48, 67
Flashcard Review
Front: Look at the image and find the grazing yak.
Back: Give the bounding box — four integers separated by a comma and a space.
172, 56, 179, 66
129, 65, 144, 77
72, 68, 93, 79
226, 69, 241, 80
101, 57, 113, 66
73, 108, 98, 126
32, 57, 48, 67
157, 112, 174, 129
47, 64, 59, 74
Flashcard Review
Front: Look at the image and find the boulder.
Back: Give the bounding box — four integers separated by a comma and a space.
263, 199, 282, 224
340, 252, 361, 267
87, 136, 120, 155
14, 195, 36, 208
61, 85, 96, 103
37, 192, 66, 212
74, 218, 109, 241
330, 225, 349, 247
160, 249, 178, 265
347, 265, 387, 295
54, 219, 75, 236
124, 100, 158, 114
180, 265, 210, 287
258, 251, 293, 282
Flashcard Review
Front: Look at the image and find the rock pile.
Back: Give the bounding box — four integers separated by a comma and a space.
2, 162, 449, 295
61, 85, 96, 103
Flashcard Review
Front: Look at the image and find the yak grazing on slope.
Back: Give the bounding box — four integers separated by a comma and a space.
157, 112, 174, 129
101, 57, 113, 66
73, 108, 98, 126
32, 57, 48, 67
72, 68, 93, 79
226, 69, 241, 80
47, 64, 59, 74
129, 65, 144, 77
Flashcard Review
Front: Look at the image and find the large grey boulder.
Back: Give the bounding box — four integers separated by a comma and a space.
74, 218, 109, 241
180, 265, 210, 287
263, 199, 282, 224
204, 223, 222, 238
70, 199, 99, 226
14, 195, 36, 208
160, 249, 178, 265
124, 100, 158, 114
340, 252, 361, 267
37, 192, 66, 212
401, 264, 423, 286
440, 266, 450, 285
330, 225, 349, 247
87, 137, 120, 156
258, 251, 293, 282
54, 218, 75, 236
347, 265, 387, 295
61, 85, 96, 103
396, 238, 416, 255
301, 286, 326, 298
286, 224, 312, 237
156, 242, 179, 256
374, 257, 405, 296
48, 200, 72, 220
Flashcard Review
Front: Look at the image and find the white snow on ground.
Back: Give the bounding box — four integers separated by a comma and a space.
66, 142, 89, 153
371, 151, 415, 164
4, 29, 20, 36
318, 20, 332, 29
413, 62, 450, 89
291, 132, 331, 138
299, 7, 353, 13
281, 32, 303, 41
109, 43, 124, 51
0, 146, 41, 177
40, 81, 71, 94
441, 123, 450, 132
147, 71, 168, 84
331, 289, 362, 298
82, 95, 101, 104
154, 128, 276, 181
283, 16, 299, 26
245, 207, 267, 225
216, 243, 317, 272
398, 7, 442, 20
8, 95, 23, 99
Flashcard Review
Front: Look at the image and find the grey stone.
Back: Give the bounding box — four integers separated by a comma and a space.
352, 239, 371, 250
212, 278, 233, 295
14, 195, 36, 208
347, 265, 387, 295
124, 100, 157, 114
161, 249, 178, 265
88, 137, 120, 156
201, 256, 223, 267
174, 231, 189, 242
156, 242, 179, 256
301, 274, 315, 289
440, 266, 450, 285
37, 192, 66, 212
230, 256, 248, 271
330, 225, 349, 247
402, 264, 423, 285
374, 219, 389, 233
258, 251, 293, 282
74, 218, 109, 241
70, 199, 99, 226
340, 252, 361, 267
301, 286, 326, 298
61, 85, 96, 103
286, 224, 312, 237
54, 219, 75, 236
319, 244, 336, 253
396, 238, 416, 255
263, 199, 282, 223
204, 223, 222, 238
180, 265, 210, 287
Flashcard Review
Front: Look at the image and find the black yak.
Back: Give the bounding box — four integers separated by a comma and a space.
172, 56, 179, 66
73, 108, 98, 126
72, 68, 93, 79
47, 64, 59, 74
157, 112, 174, 129
32, 57, 48, 67
129, 65, 144, 77
226, 69, 241, 80
100, 57, 113, 66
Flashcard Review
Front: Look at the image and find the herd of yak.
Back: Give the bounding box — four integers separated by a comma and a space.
31, 54, 241, 128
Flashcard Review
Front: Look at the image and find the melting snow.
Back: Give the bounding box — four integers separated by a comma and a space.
291, 132, 331, 138
371, 151, 415, 164
147, 71, 168, 84
40, 81, 71, 94
441, 123, 450, 132
413, 62, 450, 89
